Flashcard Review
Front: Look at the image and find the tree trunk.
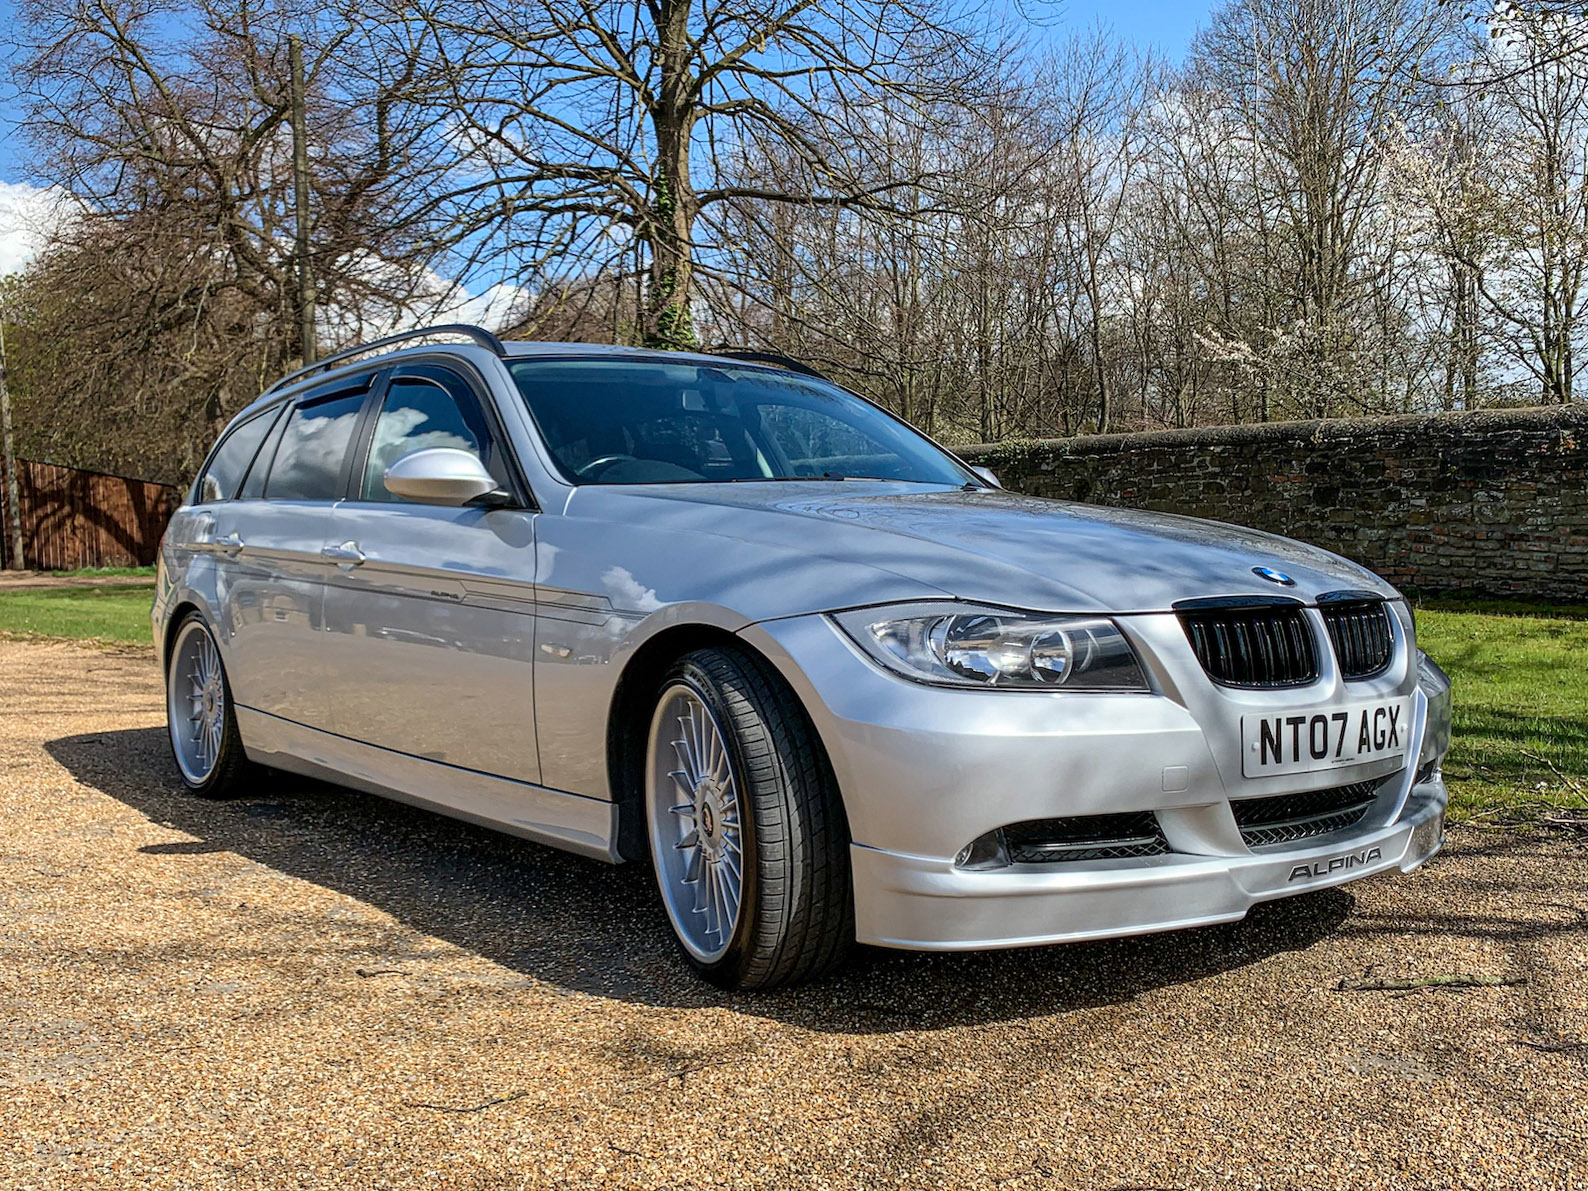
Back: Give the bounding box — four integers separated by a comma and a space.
0, 318, 23, 570
644, 0, 699, 350
1090, 297, 1109, 434
289, 34, 316, 367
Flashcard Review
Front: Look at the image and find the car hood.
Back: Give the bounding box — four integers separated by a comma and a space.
567, 482, 1397, 615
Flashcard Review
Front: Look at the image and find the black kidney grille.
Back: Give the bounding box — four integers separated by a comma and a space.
1003, 812, 1169, 863
1177, 604, 1318, 688
1320, 599, 1394, 678
1232, 780, 1382, 849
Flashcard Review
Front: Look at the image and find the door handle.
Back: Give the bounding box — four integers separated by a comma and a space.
321, 542, 366, 566
215, 532, 245, 556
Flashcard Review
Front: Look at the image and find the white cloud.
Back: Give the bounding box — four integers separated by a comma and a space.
0, 180, 529, 340
314, 252, 533, 345
601, 565, 663, 612
0, 181, 71, 277
403, 272, 531, 332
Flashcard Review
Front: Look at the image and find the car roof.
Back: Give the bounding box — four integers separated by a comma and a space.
503, 341, 713, 363
235, 338, 800, 423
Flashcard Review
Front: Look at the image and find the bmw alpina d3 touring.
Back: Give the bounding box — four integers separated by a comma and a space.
155, 324, 1453, 989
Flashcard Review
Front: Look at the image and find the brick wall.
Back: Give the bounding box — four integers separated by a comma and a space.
960, 406, 1588, 599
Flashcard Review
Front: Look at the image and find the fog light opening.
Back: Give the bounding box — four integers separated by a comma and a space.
955, 829, 1010, 870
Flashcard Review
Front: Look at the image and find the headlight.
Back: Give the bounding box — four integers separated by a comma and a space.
1416, 648, 1452, 771
830, 603, 1149, 691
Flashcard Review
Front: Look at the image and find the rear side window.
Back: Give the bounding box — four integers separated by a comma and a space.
264, 391, 367, 501
196, 408, 280, 503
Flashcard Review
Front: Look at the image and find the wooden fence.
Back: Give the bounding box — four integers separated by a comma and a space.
0, 459, 181, 570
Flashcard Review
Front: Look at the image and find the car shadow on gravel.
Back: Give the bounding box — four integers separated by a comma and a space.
51, 726, 1360, 1033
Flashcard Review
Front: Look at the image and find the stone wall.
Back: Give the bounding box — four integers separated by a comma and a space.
960, 405, 1588, 599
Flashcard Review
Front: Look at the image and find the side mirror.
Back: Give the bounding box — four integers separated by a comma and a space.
971, 465, 1002, 489
384, 448, 508, 507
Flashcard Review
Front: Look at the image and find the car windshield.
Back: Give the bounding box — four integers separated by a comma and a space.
507, 357, 976, 486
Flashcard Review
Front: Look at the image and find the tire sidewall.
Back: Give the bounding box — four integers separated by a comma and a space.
650, 659, 764, 985
166, 612, 241, 797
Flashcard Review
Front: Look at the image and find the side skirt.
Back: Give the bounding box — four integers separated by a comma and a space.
236, 706, 621, 863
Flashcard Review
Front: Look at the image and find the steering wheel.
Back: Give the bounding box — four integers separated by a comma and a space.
575, 454, 639, 479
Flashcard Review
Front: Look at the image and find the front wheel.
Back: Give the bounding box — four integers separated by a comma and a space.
644, 647, 853, 989
165, 613, 256, 798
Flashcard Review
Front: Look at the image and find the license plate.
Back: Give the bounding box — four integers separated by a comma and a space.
1241, 697, 1412, 778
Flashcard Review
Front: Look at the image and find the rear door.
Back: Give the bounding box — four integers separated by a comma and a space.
218, 375, 375, 730
321, 361, 541, 782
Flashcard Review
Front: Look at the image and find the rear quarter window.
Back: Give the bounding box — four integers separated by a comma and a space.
195, 408, 281, 503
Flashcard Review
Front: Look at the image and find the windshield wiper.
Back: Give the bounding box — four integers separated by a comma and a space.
724, 473, 892, 483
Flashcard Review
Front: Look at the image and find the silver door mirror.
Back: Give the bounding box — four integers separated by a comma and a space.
971, 465, 1002, 489
383, 448, 503, 506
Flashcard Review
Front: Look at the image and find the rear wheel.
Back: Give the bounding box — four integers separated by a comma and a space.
644, 647, 852, 989
165, 613, 255, 798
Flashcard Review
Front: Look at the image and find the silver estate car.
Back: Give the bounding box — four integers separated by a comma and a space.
155, 325, 1453, 989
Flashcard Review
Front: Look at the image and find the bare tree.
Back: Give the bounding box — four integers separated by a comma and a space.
1478, 10, 1588, 402
6, 0, 451, 475
10, 0, 1588, 474
1188, 0, 1456, 418
1390, 10, 1588, 404
381, 0, 998, 349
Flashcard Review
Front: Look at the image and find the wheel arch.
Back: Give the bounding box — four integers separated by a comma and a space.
604, 622, 844, 863
160, 600, 206, 673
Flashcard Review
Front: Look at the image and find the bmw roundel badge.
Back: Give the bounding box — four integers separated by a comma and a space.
1253, 566, 1296, 586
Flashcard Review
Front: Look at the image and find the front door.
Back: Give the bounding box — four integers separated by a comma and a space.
321, 363, 541, 782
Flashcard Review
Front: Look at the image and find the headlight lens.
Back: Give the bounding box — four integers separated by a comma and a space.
830, 603, 1149, 691
1416, 648, 1452, 770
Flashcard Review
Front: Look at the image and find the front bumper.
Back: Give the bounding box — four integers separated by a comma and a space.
741, 609, 1451, 951
852, 780, 1445, 949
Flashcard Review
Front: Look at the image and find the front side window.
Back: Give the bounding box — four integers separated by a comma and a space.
507, 359, 974, 486
360, 372, 491, 502
196, 407, 280, 503
264, 391, 367, 501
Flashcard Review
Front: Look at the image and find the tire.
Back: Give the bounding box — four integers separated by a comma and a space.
165, 612, 256, 798
644, 646, 853, 989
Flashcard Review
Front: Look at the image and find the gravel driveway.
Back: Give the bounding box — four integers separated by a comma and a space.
2, 640, 1585, 1190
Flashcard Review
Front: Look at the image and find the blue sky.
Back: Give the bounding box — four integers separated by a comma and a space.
0, 0, 1213, 184
1058, 0, 1209, 55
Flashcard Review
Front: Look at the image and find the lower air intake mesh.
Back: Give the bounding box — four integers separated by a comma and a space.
1003, 812, 1170, 864
1232, 780, 1382, 849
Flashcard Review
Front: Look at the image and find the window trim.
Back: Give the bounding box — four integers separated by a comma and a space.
237, 401, 292, 501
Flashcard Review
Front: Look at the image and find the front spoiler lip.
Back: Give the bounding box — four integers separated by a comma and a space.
852, 784, 1447, 951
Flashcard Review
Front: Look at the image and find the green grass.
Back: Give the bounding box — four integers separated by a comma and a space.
1416, 604, 1588, 823
0, 583, 1580, 822
46, 564, 157, 579
0, 583, 153, 644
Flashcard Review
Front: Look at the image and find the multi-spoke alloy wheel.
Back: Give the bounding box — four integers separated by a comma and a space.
643, 648, 854, 989
647, 682, 745, 963
165, 613, 252, 797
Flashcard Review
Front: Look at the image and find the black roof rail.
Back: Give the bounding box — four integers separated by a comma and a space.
264, 323, 509, 397
707, 347, 830, 381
